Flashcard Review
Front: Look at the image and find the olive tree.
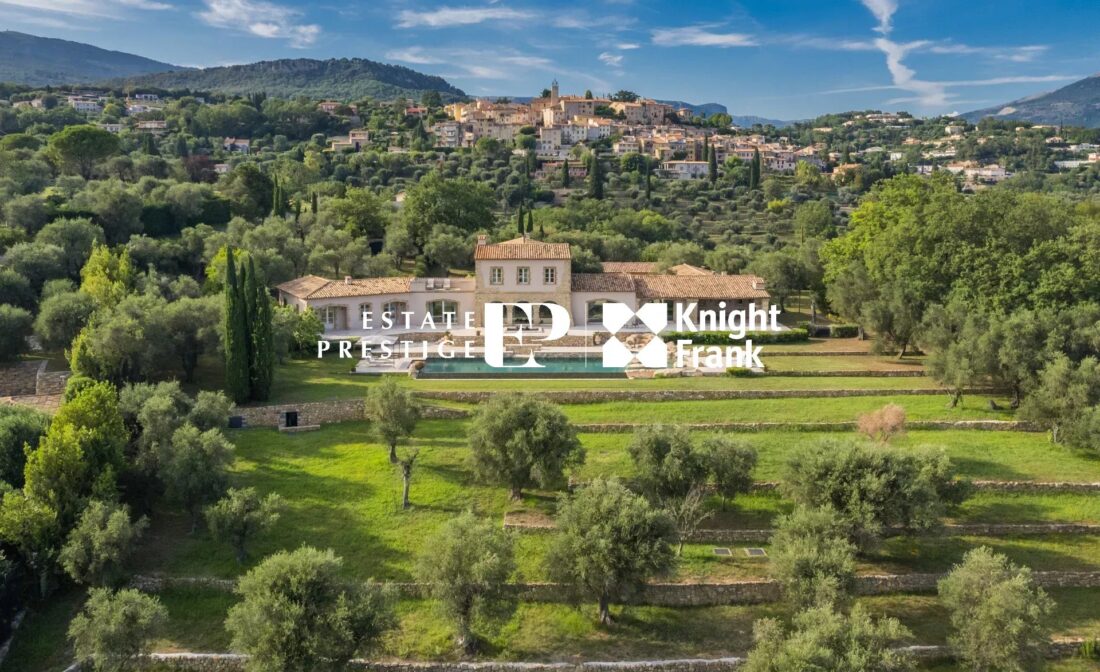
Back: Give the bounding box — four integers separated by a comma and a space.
205, 487, 283, 564
364, 377, 420, 463
68, 588, 167, 672
226, 546, 395, 672
701, 436, 757, 509
627, 424, 708, 501
59, 500, 147, 586
938, 546, 1054, 672
415, 512, 515, 652
769, 505, 856, 608
744, 603, 914, 672
159, 425, 233, 531
468, 394, 584, 499
546, 478, 675, 624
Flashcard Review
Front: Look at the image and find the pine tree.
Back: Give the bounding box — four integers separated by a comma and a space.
561, 159, 571, 187
708, 144, 718, 184
526, 210, 534, 235
246, 258, 274, 401
223, 248, 251, 404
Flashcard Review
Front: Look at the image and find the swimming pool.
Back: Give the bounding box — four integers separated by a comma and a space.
416, 355, 626, 378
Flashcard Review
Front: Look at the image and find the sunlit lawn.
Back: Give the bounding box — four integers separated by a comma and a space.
7, 587, 1098, 671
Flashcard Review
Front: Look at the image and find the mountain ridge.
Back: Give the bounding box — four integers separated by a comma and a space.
0, 30, 184, 86
962, 74, 1100, 127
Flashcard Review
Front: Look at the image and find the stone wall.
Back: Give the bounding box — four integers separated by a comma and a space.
760, 370, 926, 378
131, 571, 1100, 607
414, 388, 1000, 405
575, 420, 1036, 433
0, 361, 42, 397
231, 400, 467, 428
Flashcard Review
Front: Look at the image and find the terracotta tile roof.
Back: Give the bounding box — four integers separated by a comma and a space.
474, 238, 572, 261
668, 263, 714, 276
635, 274, 769, 300
601, 261, 658, 274
571, 273, 637, 293
277, 275, 413, 299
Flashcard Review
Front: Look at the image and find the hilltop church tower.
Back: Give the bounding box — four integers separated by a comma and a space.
550, 79, 559, 104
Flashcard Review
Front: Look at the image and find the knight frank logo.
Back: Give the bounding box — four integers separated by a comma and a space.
601, 303, 669, 368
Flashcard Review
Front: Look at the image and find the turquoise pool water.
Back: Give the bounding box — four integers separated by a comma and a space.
417, 356, 626, 378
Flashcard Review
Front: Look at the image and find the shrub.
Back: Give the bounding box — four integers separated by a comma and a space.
205, 488, 283, 564
666, 328, 808, 345
68, 588, 167, 672
59, 501, 147, 587
829, 324, 860, 338
856, 404, 907, 443
769, 505, 856, 607
938, 546, 1054, 672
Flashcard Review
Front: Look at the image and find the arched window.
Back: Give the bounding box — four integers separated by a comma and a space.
427, 299, 458, 323
538, 302, 557, 324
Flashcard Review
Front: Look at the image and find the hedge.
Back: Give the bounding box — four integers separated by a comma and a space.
829, 324, 860, 338
665, 328, 809, 345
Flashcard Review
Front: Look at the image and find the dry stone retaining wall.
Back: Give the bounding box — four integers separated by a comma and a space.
132, 571, 1100, 607
575, 420, 1036, 433
232, 400, 466, 428
414, 388, 1000, 404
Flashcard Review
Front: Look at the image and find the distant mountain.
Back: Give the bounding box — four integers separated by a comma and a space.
108, 58, 467, 101
962, 74, 1100, 127
729, 115, 794, 129
0, 31, 183, 86
656, 100, 728, 117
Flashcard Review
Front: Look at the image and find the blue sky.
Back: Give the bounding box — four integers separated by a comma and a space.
3, 0, 1098, 119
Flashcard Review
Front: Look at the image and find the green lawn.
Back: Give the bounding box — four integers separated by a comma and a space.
8, 587, 1098, 671
762, 354, 926, 372
127, 420, 1100, 586
190, 354, 952, 405
579, 430, 1100, 482
559, 395, 1013, 424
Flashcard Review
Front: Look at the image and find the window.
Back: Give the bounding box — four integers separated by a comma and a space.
321, 305, 339, 329
586, 300, 608, 325
517, 267, 530, 285
357, 303, 372, 328
489, 267, 503, 285
427, 299, 458, 323
543, 266, 557, 284
382, 301, 407, 318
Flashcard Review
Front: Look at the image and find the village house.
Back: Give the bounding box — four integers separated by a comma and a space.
660, 160, 710, 180
276, 237, 769, 333
329, 128, 371, 152
136, 120, 168, 134
223, 137, 251, 154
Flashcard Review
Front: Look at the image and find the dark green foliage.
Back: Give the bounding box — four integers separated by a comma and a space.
468, 394, 584, 499
222, 248, 250, 404
627, 425, 708, 501
546, 478, 675, 624
225, 546, 396, 672
769, 505, 857, 607
0, 404, 49, 487
59, 500, 147, 587
0, 304, 32, 361
245, 258, 274, 401
938, 546, 1055, 672
68, 587, 168, 672
783, 438, 961, 550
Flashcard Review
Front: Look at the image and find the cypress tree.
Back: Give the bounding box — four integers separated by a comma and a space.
708, 144, 718, 183
175, 135, 189, 158
644, 160, 652, 202
588, 154, 604, 200
562, 159, 571, 187
311, 191, 319, 214
223, 248, 251, 404
516, 204, 525, 237
526, 210, 534, 234
750, 148, 761, 190
246, 257, 274, 401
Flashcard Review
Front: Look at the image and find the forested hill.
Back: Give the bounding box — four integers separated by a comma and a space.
962, 74, 1100, 128
0, 31, 183, 86
106, 58, 467, 101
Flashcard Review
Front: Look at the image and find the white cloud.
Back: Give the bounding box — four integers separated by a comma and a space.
874, 37, 948, 107
598, 52, 623, 67
651, 26, 757, 48
928, 43, 1048, 63
616, 42, 640, 50
396, 6, 534, 28
860, 0, 898, 35
0, 0, 169, 16
384, 47, 444, 65
198, 0, 319, 47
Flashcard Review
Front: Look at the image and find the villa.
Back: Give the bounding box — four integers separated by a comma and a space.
276, 237, 770, 335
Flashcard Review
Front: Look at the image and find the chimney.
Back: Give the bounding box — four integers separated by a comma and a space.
477, 234, 487, 246
752, 278, 766, 291
344, 276, 352, 284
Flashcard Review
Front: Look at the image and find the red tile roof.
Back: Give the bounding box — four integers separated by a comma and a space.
571, 273, 637, 293
635, 274, 768, 300
277, 275, 413, 299
600, 261, 658, 274
474, 238, 572, 261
